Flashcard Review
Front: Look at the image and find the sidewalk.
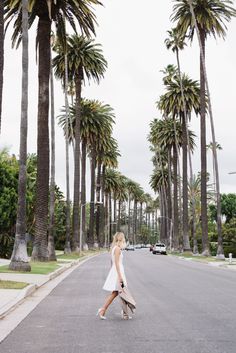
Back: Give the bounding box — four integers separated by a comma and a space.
0, 251, 103, 320
172, 253, 236, 270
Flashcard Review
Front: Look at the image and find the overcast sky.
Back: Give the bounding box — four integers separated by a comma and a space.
1, 0, 236, 198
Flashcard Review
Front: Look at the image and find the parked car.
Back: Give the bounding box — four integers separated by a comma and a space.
152, 243, 167, 255
135, 244, 142, 249
126, 245, 135, 251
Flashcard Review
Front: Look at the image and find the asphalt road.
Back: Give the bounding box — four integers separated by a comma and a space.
1, 250, 236, 353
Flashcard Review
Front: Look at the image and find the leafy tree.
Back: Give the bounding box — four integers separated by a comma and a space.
0, 151, 65, 258
210, 194, 236, 223
0, 156, 18, 236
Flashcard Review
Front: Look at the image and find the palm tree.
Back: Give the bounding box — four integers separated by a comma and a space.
133, 184, 144, 243
171, 0, 236, 256
88, 113, 114, 248
0, 0, 3, 133
101, 144, 119, 246
58, 99, 115, 247
150, 117, 196, 250
150, 118, 180, 249
158, 71, 200, 251
53, 35, 72, 254
95, 137, 119, 246
165, 28, 199, 254
5, 0, 102, 260
207, 142, 222, 198
150, 168, 169, 244
54, 34, 107, 251
48, 40, 57, 262
9, 0, 31, 271
104, 169, 121, 245
138, 192, 148, 235
125, 179, 139, 244
188, 172, 215, 252
116, 175, 128, 232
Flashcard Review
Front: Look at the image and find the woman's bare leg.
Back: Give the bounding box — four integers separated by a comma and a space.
101, 291, 118, 315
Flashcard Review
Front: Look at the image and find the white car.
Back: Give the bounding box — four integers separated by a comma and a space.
152, 243, 167, 255
126, 245, 135, 251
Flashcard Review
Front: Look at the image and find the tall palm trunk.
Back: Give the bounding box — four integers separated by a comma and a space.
139, 202, 143, 234
9, 0, 31, 271
173, 144, 179, 250
175, 49, 195, 253
148, 211, 151, 236
199, 29, 209, 256
96, 159, 102, 245
173, 115, 184, 248
188, 0, 223, 257
64, 52, 71, 254
159, 188, 166, 243
0, 0, 3, 133
182, 117, 191, 251
104, 192, 109, 247
48, 49, 56, 261
117, 200, 121, 230
109, 192, 112, 243
113, 194, 117, 234
81, 140, 87, 247
100, 164, 106, 242
155, 208, 158, 242
167, 147, 173, 249
72, 70, 83, 252
128, 196, 131, 243
145, 203, 148, 226
88, 148, 96, 247
133, 200, 137, 243
32, 17, 51, 261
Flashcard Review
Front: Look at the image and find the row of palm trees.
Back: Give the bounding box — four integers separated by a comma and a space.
0, 0, 112, 271
1, 1, 155, 271
58, 97, 159, 248
149, 0, 236, 256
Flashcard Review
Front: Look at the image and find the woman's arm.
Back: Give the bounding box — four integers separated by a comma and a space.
114, 247, 123, 284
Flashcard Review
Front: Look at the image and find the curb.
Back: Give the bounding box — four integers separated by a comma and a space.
0, 284, 37, 319
0, 252, 104, 320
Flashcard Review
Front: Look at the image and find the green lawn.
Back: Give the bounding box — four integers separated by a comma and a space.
0, 262, 60, 275
0, 280, 29, 289
0, 249, 103, 274
57, 249, 104, 261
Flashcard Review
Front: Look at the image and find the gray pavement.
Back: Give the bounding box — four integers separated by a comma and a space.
0, 250, 236, 353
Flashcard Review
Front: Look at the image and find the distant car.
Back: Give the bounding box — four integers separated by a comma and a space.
135, 244, 142, 249
126, 245, 135, 251
152, 243, 167, 255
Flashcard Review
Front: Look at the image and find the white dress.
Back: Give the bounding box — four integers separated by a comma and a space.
103, 246, 127, 292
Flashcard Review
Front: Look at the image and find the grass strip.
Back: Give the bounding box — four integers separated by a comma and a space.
0, 280, 29, 289
170, 252, 225, 262
0, 262, 60, 275
57, 249, 101, 260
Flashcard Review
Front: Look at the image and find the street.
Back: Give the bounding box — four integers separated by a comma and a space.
0, 250, 236, 353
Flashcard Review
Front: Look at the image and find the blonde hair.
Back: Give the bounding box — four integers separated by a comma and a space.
111, 232, 126, 250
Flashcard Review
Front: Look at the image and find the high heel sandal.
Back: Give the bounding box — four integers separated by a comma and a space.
96, 308, 106, 320
121, 310, 132, 320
